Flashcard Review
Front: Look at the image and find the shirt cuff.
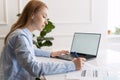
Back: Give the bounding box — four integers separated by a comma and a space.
65, 61, 76, 72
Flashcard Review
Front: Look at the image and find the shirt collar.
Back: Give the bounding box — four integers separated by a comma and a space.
22, 28, 33, 39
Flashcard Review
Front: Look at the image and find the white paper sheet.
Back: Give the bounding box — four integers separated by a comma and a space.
66, 62, 109, 80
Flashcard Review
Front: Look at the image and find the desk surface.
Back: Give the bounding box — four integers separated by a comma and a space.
37, 49, 120, 80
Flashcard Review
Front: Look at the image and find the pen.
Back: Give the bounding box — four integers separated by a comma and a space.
74, 52, 79, 58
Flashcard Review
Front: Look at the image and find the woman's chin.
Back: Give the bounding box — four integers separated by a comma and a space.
36, 27, 44, 31
38, 28, 43, 31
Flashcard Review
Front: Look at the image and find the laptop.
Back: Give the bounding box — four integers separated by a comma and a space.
55, 32, 101, 61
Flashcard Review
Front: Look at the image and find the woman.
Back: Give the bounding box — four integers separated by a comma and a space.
0, 0, 86, 80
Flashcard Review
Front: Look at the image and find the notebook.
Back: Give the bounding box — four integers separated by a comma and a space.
55, 32, 101, 61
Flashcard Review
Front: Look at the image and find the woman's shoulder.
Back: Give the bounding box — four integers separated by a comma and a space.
5, 29, 25, 46
13, 29, 24, 34
8, 29, 27, 41
7, 28, 32, 43
11, 28, 29, 37
9, 29, 22, 37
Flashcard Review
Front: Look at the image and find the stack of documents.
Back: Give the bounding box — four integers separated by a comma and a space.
66, 63, 109, 80
66, 69, 109, 80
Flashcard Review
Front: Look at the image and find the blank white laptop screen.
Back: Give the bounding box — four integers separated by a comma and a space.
71, 33, 101, 56
55, 32, 101, 60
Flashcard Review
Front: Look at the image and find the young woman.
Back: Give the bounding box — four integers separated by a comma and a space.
0, 0, 86, 80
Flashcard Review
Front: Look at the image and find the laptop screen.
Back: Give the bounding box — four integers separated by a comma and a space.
70, 33, 101, 56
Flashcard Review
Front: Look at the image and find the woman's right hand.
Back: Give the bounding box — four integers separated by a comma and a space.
72, 57, 86, 70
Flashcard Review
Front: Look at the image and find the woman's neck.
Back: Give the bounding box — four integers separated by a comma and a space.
26, 24, 35, 32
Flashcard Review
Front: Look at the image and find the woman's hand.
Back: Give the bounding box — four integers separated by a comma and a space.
73, 57, 86, 70
51, 50, 69, 57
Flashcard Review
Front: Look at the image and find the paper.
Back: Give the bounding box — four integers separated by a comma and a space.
66, 62, 109, 80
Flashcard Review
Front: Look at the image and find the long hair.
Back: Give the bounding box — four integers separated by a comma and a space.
4, 0, 47, 44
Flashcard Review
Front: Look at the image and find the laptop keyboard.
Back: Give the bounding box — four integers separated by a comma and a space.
55, 54, 74, 61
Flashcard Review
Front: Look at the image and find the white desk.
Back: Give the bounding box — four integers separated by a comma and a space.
37, 49, 120, 80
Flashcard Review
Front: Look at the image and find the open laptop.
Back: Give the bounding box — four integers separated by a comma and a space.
55, 32, 101, 61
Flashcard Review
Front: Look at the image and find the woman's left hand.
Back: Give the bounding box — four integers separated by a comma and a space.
51, 50, 69, 57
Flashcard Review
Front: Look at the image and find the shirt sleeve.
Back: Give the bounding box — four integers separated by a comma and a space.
42, 61, 76, 75
34, 48, 51, 57
14, 34, 76, 77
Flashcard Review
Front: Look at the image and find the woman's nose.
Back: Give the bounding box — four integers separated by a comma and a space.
45, 20, 48, 25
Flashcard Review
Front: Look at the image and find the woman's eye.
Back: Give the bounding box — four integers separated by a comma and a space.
43, 16, 46, 19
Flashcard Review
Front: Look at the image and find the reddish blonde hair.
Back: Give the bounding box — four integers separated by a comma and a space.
4, 0, 47, 44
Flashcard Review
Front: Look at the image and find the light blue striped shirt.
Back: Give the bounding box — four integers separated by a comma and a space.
0, 28, 75, 80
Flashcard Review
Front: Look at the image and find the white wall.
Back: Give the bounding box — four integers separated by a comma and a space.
107, 0, 120, 52
0, 0, 18, 35
108, 35, 120, 52
108, 0, 120, 31
42, 0, 108, 51
0, 0, 19, 52
0, 0, 108, 52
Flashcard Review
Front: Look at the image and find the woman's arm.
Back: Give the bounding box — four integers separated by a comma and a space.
14, 34, 76, 77
34, 48, 51, 57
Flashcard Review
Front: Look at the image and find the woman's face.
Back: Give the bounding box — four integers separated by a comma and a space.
32, 7, 48, 31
